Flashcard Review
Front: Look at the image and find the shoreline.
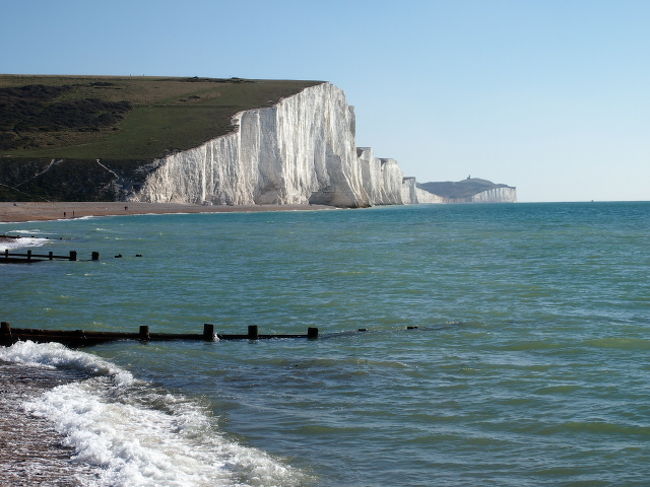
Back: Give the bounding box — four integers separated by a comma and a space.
0, 201, 337, 223
0, 360, 97, 486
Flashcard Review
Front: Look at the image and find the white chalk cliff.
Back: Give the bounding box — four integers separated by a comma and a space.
131, 83, 431, 207
467, 187, 517, 203
402, 177, 444, 204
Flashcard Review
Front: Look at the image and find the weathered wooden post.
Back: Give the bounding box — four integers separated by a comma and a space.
91, 251, 100, 261
48, 251, 53, 260
69, 250, 77, 261
248, 325, 258, 339
27, 249, 32, 262
1, 322, 11, 336
203, 323, 215, 341
0, 321, 10, 345
307, 327, 319, 339
139, 325, 150, 341
76, 329, 86, 344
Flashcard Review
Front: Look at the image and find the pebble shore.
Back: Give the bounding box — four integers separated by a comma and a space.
0, 201, 334, 223
0, 361, 98, 486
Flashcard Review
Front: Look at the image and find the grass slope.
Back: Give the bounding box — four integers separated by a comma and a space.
0, 75, 321, 160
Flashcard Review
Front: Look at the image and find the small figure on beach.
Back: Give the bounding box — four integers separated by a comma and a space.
125, 206, 128, 211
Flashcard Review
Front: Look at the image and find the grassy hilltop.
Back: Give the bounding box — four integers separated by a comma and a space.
0, 75, 321, 159
0, 75, 321, 201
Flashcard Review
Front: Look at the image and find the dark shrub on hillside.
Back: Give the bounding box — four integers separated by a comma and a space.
0, 85, 131, 147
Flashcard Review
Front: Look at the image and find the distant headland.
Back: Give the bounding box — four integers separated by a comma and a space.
418, 177, 517, 203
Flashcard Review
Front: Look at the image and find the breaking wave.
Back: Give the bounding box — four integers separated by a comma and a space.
0, 236, 50, 252
0, 341, 306, 487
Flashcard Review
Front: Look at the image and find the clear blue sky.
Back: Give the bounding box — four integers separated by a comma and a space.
3, 0, 649, 201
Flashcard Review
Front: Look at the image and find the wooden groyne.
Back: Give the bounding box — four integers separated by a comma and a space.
0, 250, 99, 263
0, 323, 321, 347
0, 322, 429, 348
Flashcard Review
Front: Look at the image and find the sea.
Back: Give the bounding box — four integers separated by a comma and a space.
1, 201, 649, 487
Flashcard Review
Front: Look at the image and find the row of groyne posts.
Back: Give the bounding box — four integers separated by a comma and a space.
0, 321, 421, 348
0, 322, 321, 347
0, 234, 98, 263
1, 249, 99, 263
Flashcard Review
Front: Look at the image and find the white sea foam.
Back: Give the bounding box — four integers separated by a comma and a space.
2, 342, 303, 487
12, 229, 47, 234
0, 341, 134, 387
0, 236, 49, 252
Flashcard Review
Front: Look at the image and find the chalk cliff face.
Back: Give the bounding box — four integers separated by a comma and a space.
469, 187, 517, 203
356, 148, 406, 205
401, 177, 445, 204
132, 83, 424, 208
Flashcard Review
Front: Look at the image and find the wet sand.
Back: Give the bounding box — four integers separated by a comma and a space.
0, 361, 98, 486
0, 201, 336, 223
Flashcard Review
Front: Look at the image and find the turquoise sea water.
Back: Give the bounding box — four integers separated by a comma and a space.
2, 202, 650, 486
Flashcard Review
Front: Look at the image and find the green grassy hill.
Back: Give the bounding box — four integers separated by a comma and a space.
0, 75, 321, 200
